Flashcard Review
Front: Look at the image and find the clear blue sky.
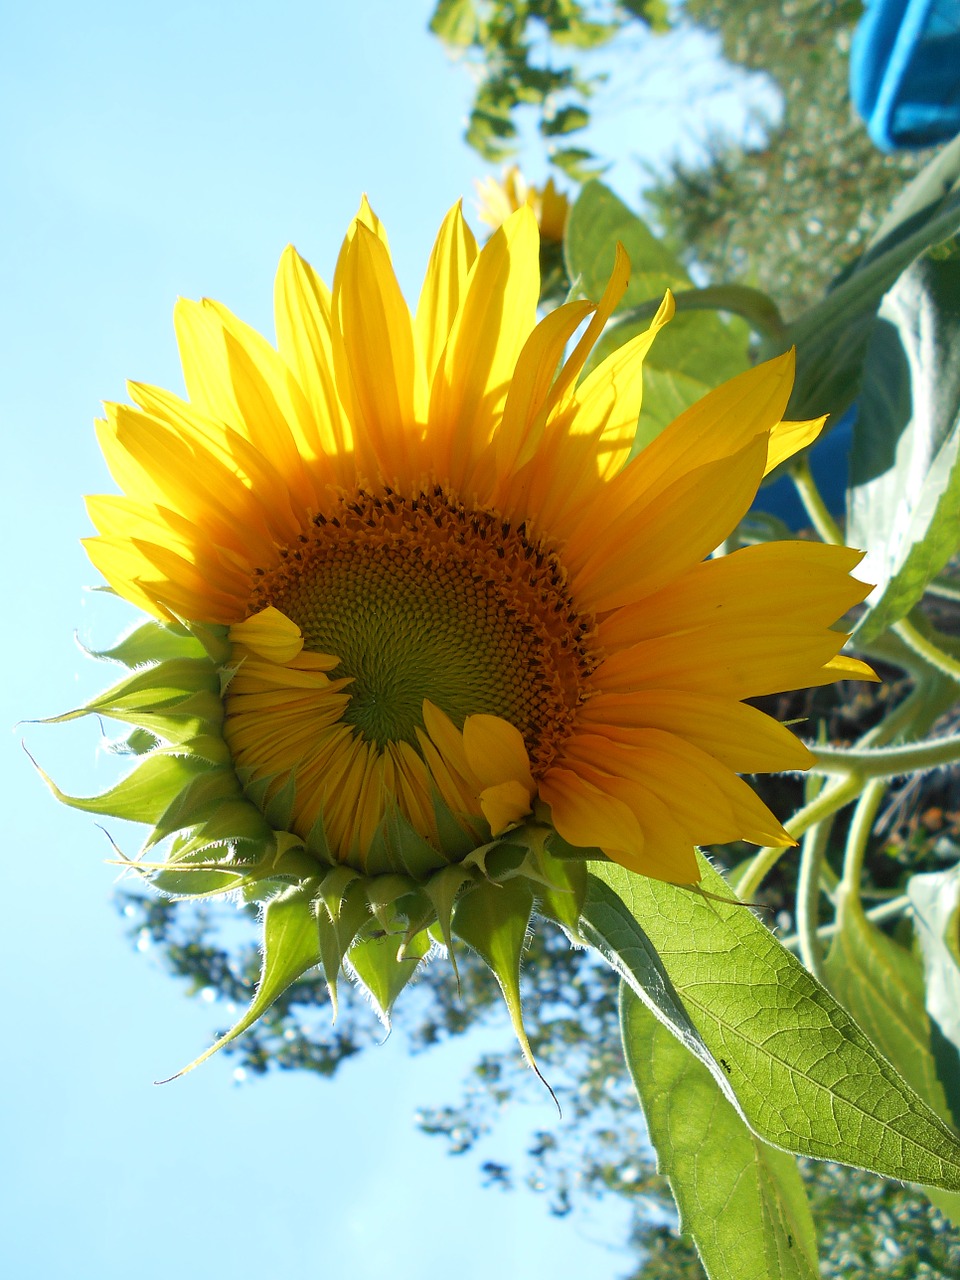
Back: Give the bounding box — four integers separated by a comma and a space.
2, 4, 769, 1277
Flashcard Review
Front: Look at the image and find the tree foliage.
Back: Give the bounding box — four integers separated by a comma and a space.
429, 0, 669, 178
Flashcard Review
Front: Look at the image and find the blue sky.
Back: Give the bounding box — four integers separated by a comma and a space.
2, 3, 773, 1276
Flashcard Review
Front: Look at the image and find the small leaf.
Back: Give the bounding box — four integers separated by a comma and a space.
428, 0, 476, 46
159, 880, 322, 1081
621, 987, 819, 1280
540, 105, 589, 136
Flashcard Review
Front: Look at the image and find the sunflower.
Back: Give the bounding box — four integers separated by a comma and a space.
83, 198, 872, 897
475, 166, 570, 243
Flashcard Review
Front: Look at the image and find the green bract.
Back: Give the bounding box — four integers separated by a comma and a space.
37, 615, 587, 1078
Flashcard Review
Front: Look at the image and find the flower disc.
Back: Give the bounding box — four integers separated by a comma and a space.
247, 486, 597, 765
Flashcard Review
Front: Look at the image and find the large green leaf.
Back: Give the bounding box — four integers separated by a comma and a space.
848, 241, 960, 641
565, 180, 749, 441
566, 180, 687, 303
621, 987, 819, 1280
583, 857, 960, 1188
782, 191, 960, 423
824, 889, 960, 1226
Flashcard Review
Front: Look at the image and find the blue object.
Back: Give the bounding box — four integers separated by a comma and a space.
851, 0, 960, 149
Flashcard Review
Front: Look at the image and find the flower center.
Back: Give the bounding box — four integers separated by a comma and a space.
247, 486, 599, 773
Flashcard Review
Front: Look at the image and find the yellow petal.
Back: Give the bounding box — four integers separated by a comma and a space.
598, 541, 872, 652
229, 607, 304, 663
571, 291, 675, 481
569, 350, 795, 543
765, 416, 826, 475
274, 245, 354, 466
572, 435, 767, 612
415, 201, 479, 386
496, 299, 595, 477
539, 766, 645, 861
479, 780, 533, 835
333, 222, 417, 480
462, 714, 535, 794
429, 206, 540, 490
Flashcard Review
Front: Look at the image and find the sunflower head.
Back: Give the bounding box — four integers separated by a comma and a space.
46, 196, 874, 1074
475, 165, 570, 245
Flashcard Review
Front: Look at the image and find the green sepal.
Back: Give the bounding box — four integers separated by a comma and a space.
526, 832, 588, 936
366, 874, 419, 930
422, 864, 477, 983
106, 726, 159, 757
45, 657, 221, 724
316, 872, 371, 1016
79, 618, 204, 667
347, 927, 433, 1027
384, 807, 450, 877
159, 878, 323, 1082
303, 810, 334, 864
145, 764, 242, 847
452, 876, 545, 1086
261, 771, 297, 831
32, 749, 212, 826
431, 787, 481, 860
92, 690, 226, 746
185, 620, 231, 664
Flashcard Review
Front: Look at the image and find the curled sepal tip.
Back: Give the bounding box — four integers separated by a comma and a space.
451, 875, 559, 1111
155, 879, 322, 1084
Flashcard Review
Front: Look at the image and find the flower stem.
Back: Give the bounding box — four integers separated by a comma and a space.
790, 458, 843, 545
893, 617, 960, 683
780, 894, 910, 953
811, 732, 960, 779
734, 774, 863, 899
795, 812, 834, 982
839, 777, 888, 901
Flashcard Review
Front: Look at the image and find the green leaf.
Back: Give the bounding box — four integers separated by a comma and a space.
428, 0, 477, 46
540, 105, 589, 136
585, 857, 960, 1189
160, 880, 322, 1081
621, 987, 819, 1280
566, 179, 688, 304
782, 192, 960, 422
549, 146, 602, 183
824, 890, 960, 1226
849, 241, 960, 641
